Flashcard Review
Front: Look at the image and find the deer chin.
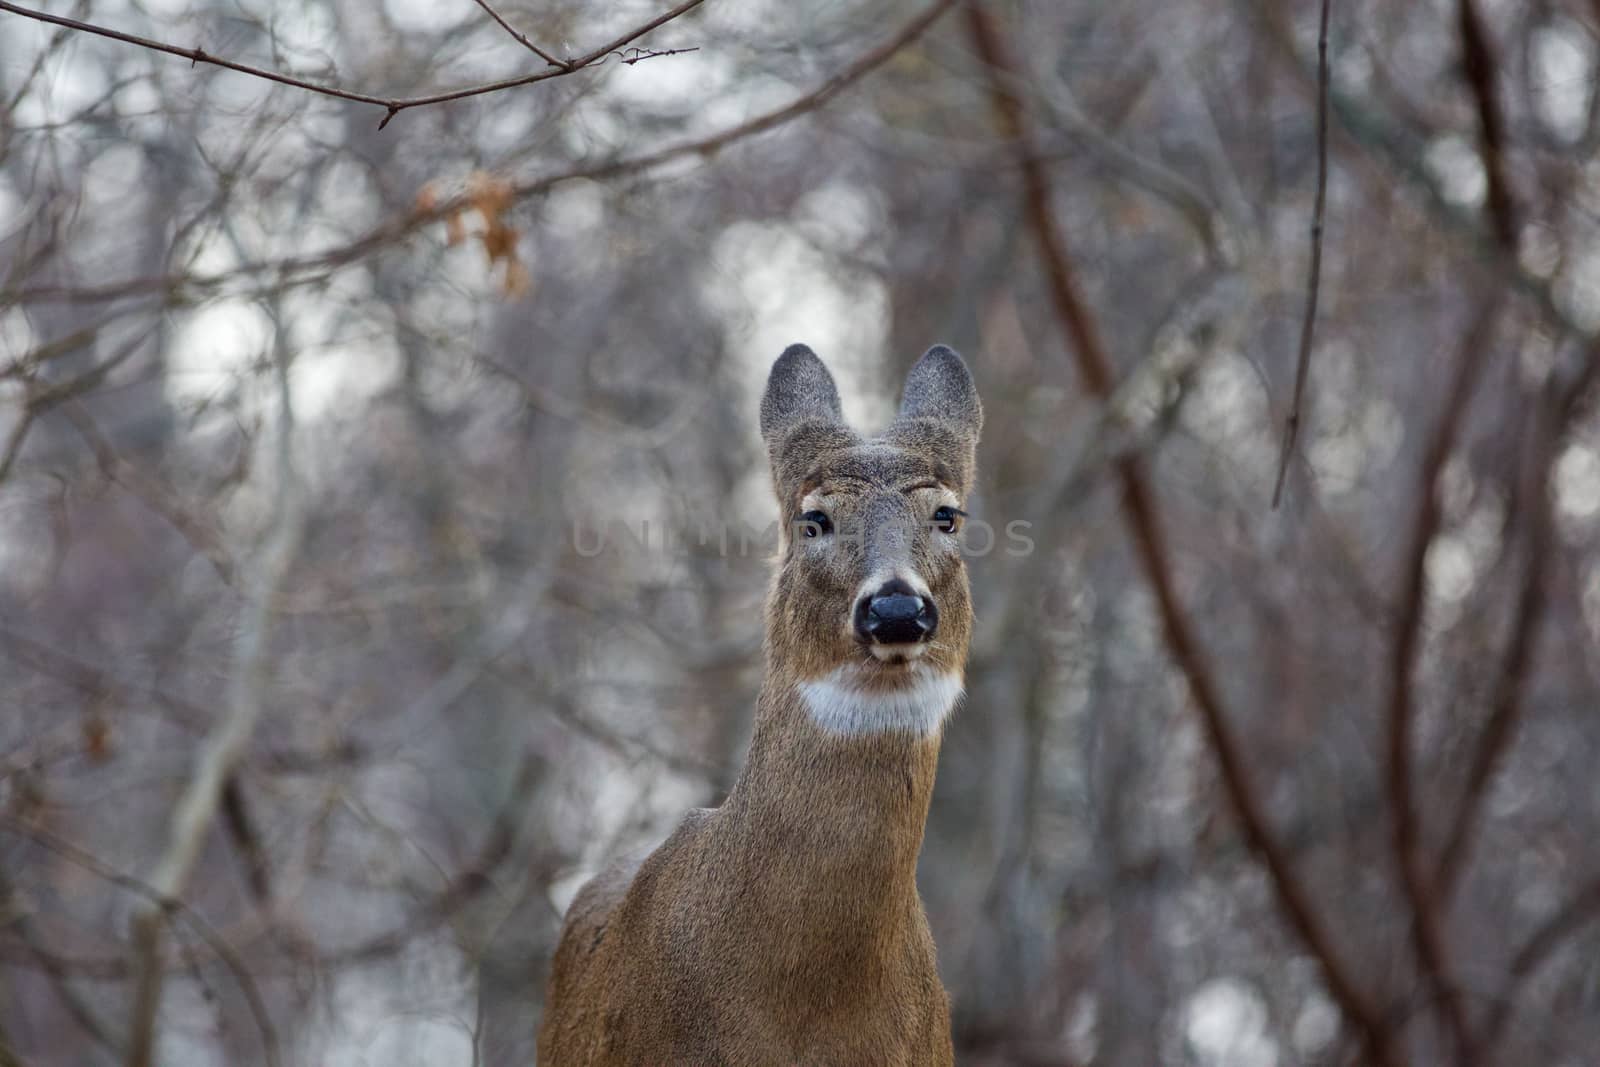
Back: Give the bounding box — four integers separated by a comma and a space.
867, 641, 928, 665
798, 661, 964, 737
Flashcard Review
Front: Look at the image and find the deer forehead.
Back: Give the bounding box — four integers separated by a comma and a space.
794, 444, 963, 504
798, 481, 961, 515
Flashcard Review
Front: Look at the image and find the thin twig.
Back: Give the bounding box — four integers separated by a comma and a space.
124, 315, 302, 1067
0, 0, 705, 129
62, 402, 236, 586
612, 45, 699, 65
0, 621, 368, 773
1434, 423, 1550, 901
521, 0, 954, 180
573, 0, 704, 67
0, 321, 101, 378
1, 818, 279, 1067
1381, 298, 1502, 1067
311, 748, 541, 966
468, 0, 569, 69
219, 777, 271, 904
0, 409, 35, 486
0, 329, 149, 486
1439, 340, 1600, 899
1039, 78, 1231, 264
1246, 0, 1585, 348
0, 864, 125, 1060
1480, 876, 1600, 1052
1456, 0, 1516, 251
964, 5, 1397, 1065
0, 747, 532, 986
1272, 0, 1332, 508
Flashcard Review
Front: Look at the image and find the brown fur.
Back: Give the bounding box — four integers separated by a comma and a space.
538, 345, 982, 1066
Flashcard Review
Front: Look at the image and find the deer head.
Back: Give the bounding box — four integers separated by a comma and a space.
759, 343, 983, 737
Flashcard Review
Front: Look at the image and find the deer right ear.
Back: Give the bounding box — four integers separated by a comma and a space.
896, 345, 982, 439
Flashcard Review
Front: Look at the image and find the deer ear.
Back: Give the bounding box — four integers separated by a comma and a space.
759, 345, 856, 502
760, 344, 843, 445
758, 343, 857, 508
888, 345, 982, 491
897, 345, 982, 436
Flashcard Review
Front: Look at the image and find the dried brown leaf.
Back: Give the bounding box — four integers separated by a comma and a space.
480, 223, 518, 265
503, 259, 532, 297
466, 171, 514, 228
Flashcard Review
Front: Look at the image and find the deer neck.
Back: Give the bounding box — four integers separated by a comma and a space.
715, 666, 950, 953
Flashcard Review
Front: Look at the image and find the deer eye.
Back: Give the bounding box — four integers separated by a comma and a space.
932, 505, 965, 534
797, 510, 832, 539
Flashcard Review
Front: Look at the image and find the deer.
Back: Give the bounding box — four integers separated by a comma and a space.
536, 342, 982, 1066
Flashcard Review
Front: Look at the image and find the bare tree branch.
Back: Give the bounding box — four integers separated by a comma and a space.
1480, 876, 1600, 1052
0, 864, 124, 1061
1434, 435, 1549, 902
61, 402, 236, 587
218, 777, 270, 905
1381, 297, 1502, 1067
309, 747, 542, 966
0, 0, 706, 129
0, 744, 536, 987
0, 622, 369, 774
124, 315, 303, 1067
1035, 78, 1232, 265
1272, 0, 1332, 508
1438, 343, 1600, 895
1245, 0, 1584, 346
0, 329, 150, 487
9, 2, 1597, 1058
1456, 0, 1516, 251
0, 409, 35, 488
1, 818, 278, 1067
468, 0, 569, 70
6, 0, 956, 310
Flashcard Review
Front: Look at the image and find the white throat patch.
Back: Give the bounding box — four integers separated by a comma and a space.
798, 666, 964, 737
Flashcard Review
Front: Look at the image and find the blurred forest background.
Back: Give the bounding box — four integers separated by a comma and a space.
3, 0, 1600, 1064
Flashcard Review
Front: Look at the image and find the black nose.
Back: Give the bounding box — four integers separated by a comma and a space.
854, 579, 938, 645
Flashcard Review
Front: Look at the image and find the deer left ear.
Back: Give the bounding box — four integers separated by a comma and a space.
889, 345, 982, 489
